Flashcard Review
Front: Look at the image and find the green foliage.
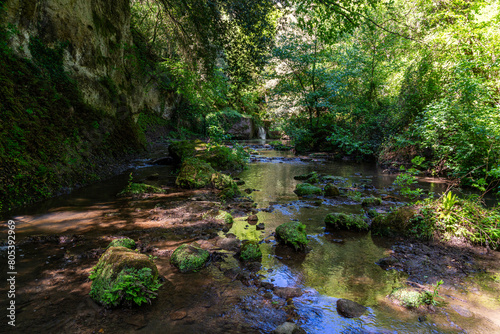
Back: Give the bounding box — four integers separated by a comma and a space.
421, 280, 444, 306
362, 196, 382, 207
118, 173, 164, 196
202, 143, 249, 171
324, 213, 369, 231
216, 210, 234, 224
240, 241, 262, 262
90, 267, 161, 307
393, 161, 424, 199
107, 238, 136, 250
275, 221, 309, 251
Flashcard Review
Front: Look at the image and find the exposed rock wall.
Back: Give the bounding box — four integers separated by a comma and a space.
3, 0, 176, 118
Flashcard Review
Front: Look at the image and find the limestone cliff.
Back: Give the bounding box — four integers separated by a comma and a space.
3, 0, 176, 118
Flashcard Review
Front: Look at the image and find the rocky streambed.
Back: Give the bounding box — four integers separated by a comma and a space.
1, 142, 500, 333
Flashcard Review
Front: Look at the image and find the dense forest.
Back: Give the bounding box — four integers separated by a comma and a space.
1, 0, 500, 332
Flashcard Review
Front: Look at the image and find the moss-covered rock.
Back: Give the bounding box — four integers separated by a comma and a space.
321, 175, 347, 183
389, 288, 424, 308
176, 157, 215, 189
107, 238, 135, 249
170, 243, 210, 272
216, 210, 234, 224
275, 221, 309, 251
362, 196, 382, 206
294, 171, 318, 181
200, 144, 248, 171
211, 172, 236, 190
324, 213, 369, 231
294, 183, 323, 197
89, 246, 160, 307
371, 206, 417, 236
168, 140, 198, 163
324, 183, 340, 197
240, 241, 262, 262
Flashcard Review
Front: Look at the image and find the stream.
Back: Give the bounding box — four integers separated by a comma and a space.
1, 142, 499, 333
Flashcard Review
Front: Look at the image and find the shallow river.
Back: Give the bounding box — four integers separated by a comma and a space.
1, 143, 499, 333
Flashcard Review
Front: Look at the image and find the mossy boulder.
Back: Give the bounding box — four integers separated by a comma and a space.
275, 221, 309, 251
168, 140, 199, 163
371, 206, 417, 236
200, 144, 248, 171
107, 238, 135, 249
176, 158, 215, 189
240, 241, 262, 262
294, 171, 318, 181
216, 210, 234, 224
211, 172, 236, 190
389, 288, 424, 308
294, 183, 323, 197
362, 196, 382, 206
321, 175, 347, 183
89, 246, 160, 307
324, 183, 340, 197
170, 243, 210, 273
324, 213, 369, 231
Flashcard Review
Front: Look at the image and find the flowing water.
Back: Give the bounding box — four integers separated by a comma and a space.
1, 143, 500, 333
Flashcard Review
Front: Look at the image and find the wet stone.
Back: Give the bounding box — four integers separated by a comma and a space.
170, 310, 187, 320
273, 287, 303, 299
256, 223, 265, 230
336, 299, 367, 318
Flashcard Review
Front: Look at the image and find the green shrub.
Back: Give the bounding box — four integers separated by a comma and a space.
90, 267, 161, 307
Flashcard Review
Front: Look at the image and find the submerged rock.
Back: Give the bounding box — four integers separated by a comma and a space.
273, 287, 303, 299
275, 221, 309, 251
376, 256, 402, 270
293, 171, 318, 181
324, 183, 340, 197
324, 213, 369, 231
273, 322, 306, 334
336, 299, 367, 318
176, 158, 215, 189
170, 243, 210, 272
240, 241, 262, 262
294, 183, 323, 197
89, 246, 160, 307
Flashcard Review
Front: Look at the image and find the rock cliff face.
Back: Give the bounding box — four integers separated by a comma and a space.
3, 0, 175, 117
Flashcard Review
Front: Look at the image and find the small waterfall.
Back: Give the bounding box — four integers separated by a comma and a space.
257, 126, 266, 140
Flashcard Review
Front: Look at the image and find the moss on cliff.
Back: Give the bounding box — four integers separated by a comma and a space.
0, 30, 142, 212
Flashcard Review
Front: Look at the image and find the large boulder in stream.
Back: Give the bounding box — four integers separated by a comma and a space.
324, 183, 340, 197
275, 221, 309, 251
168, 140, 201, 163
170, 243, 210, 272
294, 183, 323, 197
176, 157, 215, 189
324, 213, 369, 231
89, 246, 160, 307
371, 206, 417, 236
336, 299, 367, 318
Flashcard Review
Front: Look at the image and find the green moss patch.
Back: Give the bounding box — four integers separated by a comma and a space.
107, 238, 136, 249
294, 183, 323, 197
216, 210, 234, 224
168, 140, 199, 163
371, 206, 417, 236
390, 288, 423, 308
176, 157, 215, 189
294, 172, 318, 181
362, 196, 382, 206
170, 243, 210, 272
89, 246, 160, 307
324, 213, 369, 231
275, 221, 309, 251
240, 241, 262, 262
200, 144, 249, 171
118, 182, 164, 197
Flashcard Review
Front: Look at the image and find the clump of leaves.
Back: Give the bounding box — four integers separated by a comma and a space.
89, 267, 161, 307
421, 280, 445, 306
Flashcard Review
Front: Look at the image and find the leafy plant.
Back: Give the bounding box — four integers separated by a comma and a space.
89, 267, 162, 307
421, 280, 444, 306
